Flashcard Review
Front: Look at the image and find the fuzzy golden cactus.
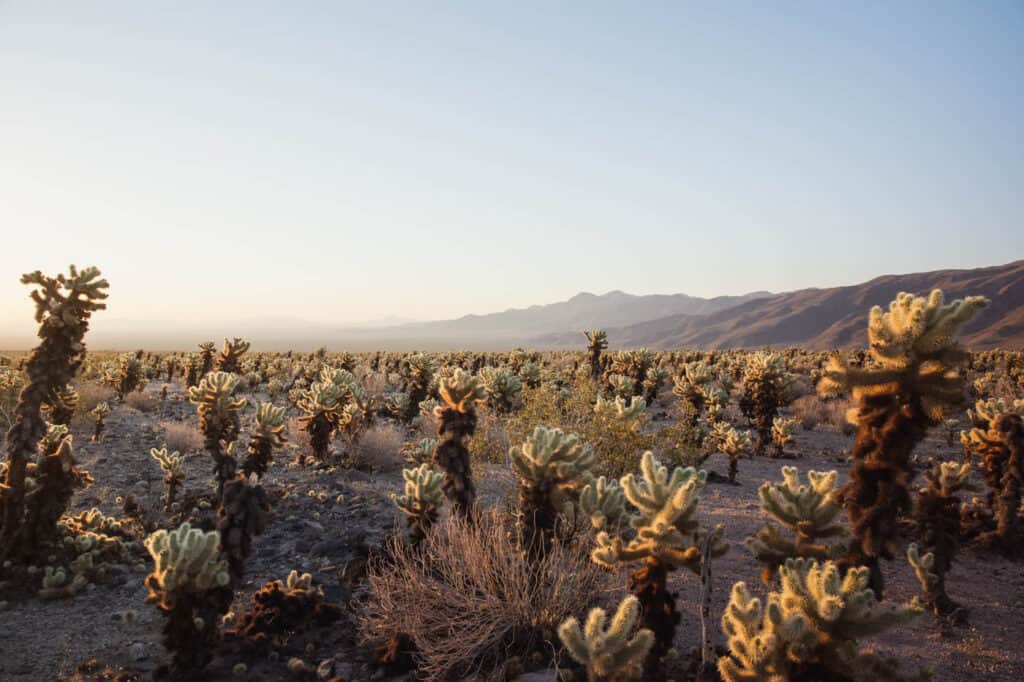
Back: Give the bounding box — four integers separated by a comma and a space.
710, 421, 752, 483
584, 330, 609, 382
591, 451, 727, 677
511, 426, 595, 557
718, 558, 924, 682
746, 467, 846, 582
558, 595, 654, 682
817, 289, 987, 596
188, 371, 247, 498
1, 265, 107, 560
739, 352, 796, 457
242, 402, 287, 478
152, 447, 186, 511
432, 368, 486, 519
394, 463, 445, 545
296, 380, 349, 464
216, 337, 250, 374
89, 401, 110, 442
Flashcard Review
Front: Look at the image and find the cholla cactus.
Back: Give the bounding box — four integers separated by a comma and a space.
710, 421, 752, 483
188, 371, 247, 498
591, 451, 728, 676
519, 361, 543, 389
106, 353, 144, 400
817, 290, 988, 596
1, 265, 107, 561
511, 426, 596, 557
384, 391, 411, 419
558, 595, 654, 682
746, 467, 846, 582
401, 438, 438, 466
242, 402, 287, 478
479, 366, 523, 414
579, 476, 627, 531
217, 474, 270, 586
152, 447, 186, 511
913, 461, 976, 620
608, 349, 655, 398
432, 368, 486, 519
960, 398, 1024, 553
401, 352, 436, 422
770, 416, 798, 459
144, 523, 233, 678
607, 374, 635, 400
739, 352, 796, 456
89, 401, 110, 442
43, 384, 79, 425
296, 381, 349, 464
642, 366, 670, 404
672, 361, 715, 424
198, 342, 216, 377
216, 337, 250, 374
394, 463, 445, 545
718, 558, 924, 682
584, 330, 609, 382
593, 395, 648, 432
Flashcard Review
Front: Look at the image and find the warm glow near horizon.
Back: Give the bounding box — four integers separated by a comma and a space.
2, 2, 1022, 342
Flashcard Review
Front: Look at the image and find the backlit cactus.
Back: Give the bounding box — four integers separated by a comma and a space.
90, 401, 110, 442
817, 289, 988, 596
394, 463, 445, 545
558, 595, 654, 682
770, 416, 798, 459
216, 337, 250, 374
152, 447, 186, 511
1, 265, 107, 560
745, 467, 846, 582
510, 426, 595, 557
432, 368, 486, 519
296, 380, 349, 464
718, 558, 924, 682
479, 366, 523, 414
739, 352, 796, 456
584, 330, 608, 382
188, 371, 247, 498
710, 421, 752, 483
591, 451, 728, 677
243, 402, 287, 478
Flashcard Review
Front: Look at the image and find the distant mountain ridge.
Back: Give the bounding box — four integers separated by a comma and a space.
533, 260, 1024, 350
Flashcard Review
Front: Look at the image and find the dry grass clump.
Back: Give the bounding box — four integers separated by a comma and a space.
360, 509, 606, 680
73, 380, 114, 423
160, 420, 203, 453
825, 397, 857, 435
350, 423, 405, 472
124, 391, 158, 413
790, 394, 828, 430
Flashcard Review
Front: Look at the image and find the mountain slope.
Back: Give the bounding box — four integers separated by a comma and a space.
533, 260, 1024, 350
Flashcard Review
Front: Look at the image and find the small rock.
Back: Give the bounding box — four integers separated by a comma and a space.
129, 642, 148, 662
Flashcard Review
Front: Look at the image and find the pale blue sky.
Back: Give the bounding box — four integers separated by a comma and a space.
1, 1, 1021, 334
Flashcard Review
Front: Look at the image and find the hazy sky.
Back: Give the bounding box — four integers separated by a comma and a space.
1, 1, 1022, 335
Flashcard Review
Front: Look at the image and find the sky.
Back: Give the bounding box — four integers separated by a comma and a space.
1, 1, 1022, 338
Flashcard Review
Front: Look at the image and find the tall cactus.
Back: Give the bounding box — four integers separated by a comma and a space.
584, 330, 608, 382
1, 265, 107, 560
242, 402, 287, 478
817, 289, 988, 596
431, 369, 485, 519
296, 381, 349, 464
188, 371, 246, 499
394, 463, 445, 546
588, 451, 728, 679
216, 337, 250, 374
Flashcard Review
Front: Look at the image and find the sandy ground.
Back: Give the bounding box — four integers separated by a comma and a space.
1, 380, 1022, 681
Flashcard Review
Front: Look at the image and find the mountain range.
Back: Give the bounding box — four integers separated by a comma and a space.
2, 261, 1020, 351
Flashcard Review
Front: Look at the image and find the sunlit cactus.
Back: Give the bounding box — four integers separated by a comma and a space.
770, 416, 798, 459
105, 352, 144, 400
746, 466, 846, 582
710, 421, 752, 483
718, 558, 924, 682
817, 289, 988, 596
959, 398, 1024, 553
188, 371, 247, 498
579, 476, 628, 531
479, 366, 523, 414
607, 373, 635, 400
672, 361, 715, 425
197, 341, 216, 377
401, 437, 438, 467
739, 351, 796, 456
89, 401, 110, 442
584, 330, 609, 382
432, 368, 486, 519
591, 451, 728, 677
593, 395, 649, 432
558, 595, 654, 682
394, 463, 445, 545
241, 402, 287, 478
401, 352, 436, 422
144, 522, 233, 679
1, 265, 107, 561
151, 447, 186, 511
511, 426, 595, 557
912, 460, 976, 621
296, 380, 349, 464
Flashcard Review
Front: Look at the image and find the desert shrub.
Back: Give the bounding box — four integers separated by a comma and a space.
466, 407, 509, 466
790, 394, 827, 431
825, 397, 857, 435
123, 391, 158, 414
71, 380, 114, 425
350, 423, 405, 472
360, 509, 606, 680
159, 421, 203, 454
